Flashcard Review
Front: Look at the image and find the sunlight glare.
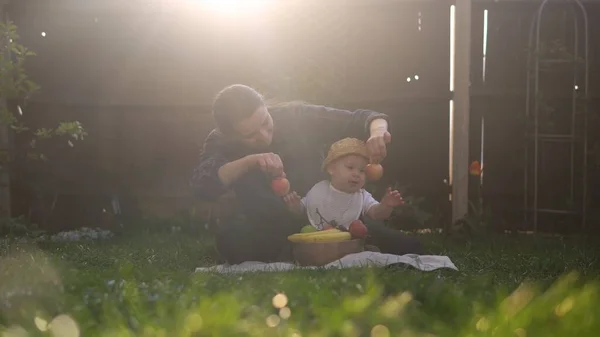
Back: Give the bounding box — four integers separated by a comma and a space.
449, 5, 455, 92
482, 9, 489, 82
449, 99, 454, 189
448, 5, 456, 191
200, 0, 271, 15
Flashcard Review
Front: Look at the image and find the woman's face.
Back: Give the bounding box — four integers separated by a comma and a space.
231, 105, 274, 150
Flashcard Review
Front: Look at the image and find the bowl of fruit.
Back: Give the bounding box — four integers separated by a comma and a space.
287, 218, 369, 267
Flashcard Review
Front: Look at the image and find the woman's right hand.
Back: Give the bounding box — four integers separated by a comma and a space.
250, 153, 286, 178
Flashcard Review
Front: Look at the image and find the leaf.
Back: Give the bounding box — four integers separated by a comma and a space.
34, 128, 55, 139
0, 107, 17, 126
11, 123, 29, 133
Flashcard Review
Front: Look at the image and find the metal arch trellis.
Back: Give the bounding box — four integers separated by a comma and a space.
524, 0, 589, 232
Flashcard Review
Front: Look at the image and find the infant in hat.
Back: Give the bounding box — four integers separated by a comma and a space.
284, 137, 404, 230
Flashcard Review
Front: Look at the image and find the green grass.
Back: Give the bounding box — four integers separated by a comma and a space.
1, 229, 599, 336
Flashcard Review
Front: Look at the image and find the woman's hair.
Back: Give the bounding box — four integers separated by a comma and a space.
212, 84, 265, 134
264, 98, 308, 109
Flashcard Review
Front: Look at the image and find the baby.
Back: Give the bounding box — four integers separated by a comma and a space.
283, 137, 403, 230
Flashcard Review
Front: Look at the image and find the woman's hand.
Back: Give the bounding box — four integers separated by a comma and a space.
381, 187, 404, 208
250, 153, 286, 178
283, 191, 304, 214
367, 119, 392, 164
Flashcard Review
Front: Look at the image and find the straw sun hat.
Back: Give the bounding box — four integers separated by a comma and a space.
322, 137, 369, 171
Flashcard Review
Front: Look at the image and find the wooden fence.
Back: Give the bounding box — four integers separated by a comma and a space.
4, 0, 600, 233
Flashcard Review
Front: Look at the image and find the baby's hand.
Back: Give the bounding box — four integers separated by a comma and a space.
381, 187, 404, 208
283, 191, 304, 214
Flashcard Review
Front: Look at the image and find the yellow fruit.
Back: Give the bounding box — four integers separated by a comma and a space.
306, 232, 351, 243
300, 225, 318, 233
288, 231, 351, 243
293, 229, 341, 237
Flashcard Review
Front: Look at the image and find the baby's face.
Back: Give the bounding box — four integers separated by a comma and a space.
327, 155, 368, 193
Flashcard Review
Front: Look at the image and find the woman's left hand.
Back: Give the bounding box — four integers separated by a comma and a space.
366, 131, 392, 164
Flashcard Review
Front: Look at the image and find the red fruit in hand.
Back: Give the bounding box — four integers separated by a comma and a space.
349, 220, 368, 239
271, 177, 290, 197
365, 164, 383, 181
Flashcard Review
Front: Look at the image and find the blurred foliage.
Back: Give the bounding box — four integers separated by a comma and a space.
0, 215, 43, 237
0, 20, 87, 162
0, 231, 599, 336
0, 20, 87, 221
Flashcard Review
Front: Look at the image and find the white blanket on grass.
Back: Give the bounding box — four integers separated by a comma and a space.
194, 252, 458, 274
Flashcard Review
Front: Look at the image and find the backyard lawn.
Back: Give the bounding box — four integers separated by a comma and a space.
1, 227, 599, 336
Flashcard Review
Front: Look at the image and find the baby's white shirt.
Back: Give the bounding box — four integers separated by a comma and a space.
300, 180, 379, 229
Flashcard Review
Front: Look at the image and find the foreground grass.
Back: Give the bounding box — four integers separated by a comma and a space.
1, 230, 599, 336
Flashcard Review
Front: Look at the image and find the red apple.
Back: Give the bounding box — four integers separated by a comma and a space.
271, 177, 290, 197
365, 164, 383, 181
349, 220, 368, 239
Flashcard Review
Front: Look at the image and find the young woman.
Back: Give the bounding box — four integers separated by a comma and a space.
191, 84, 423, 264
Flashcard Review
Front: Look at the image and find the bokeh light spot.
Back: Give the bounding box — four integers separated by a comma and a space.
34, 317, 48, 331
272, 293, 288, 309
184, 313, 203, 333
476, 317, 490, 332
265, 314, 280, 327
370, 324, 390, 337
555, 296, 575, 317
515, 328, 527, 337
48, 315, 79, 337
2, 325, 29, 337
279, 307, 291, 319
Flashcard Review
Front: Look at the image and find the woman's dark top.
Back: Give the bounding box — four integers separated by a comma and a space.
190, 103, 388, 233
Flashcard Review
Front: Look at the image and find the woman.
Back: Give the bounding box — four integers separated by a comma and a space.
191, 84, 424, 264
